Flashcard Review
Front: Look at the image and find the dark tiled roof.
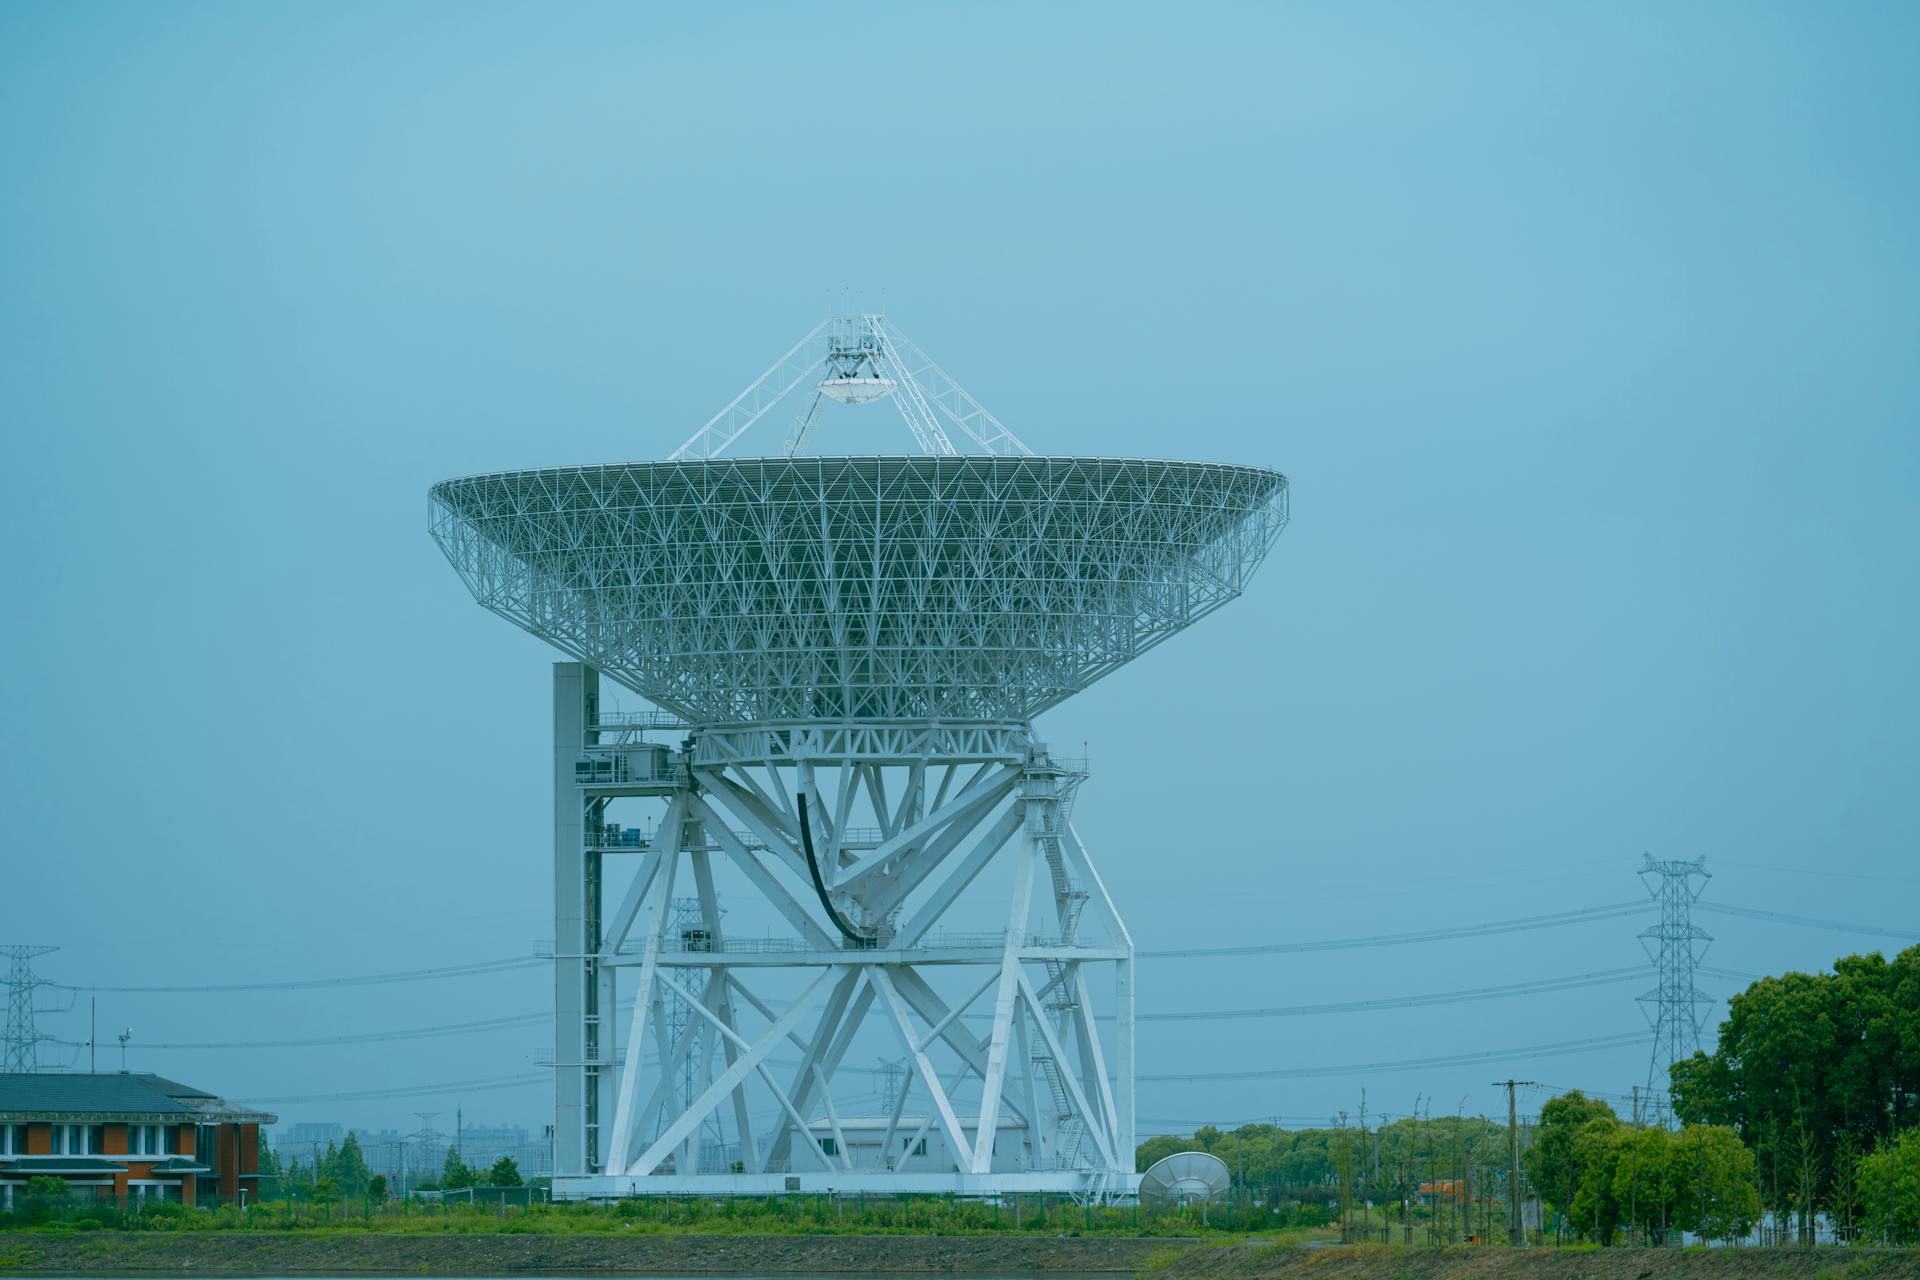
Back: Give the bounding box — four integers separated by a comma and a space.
0, 1074, 193, 1116
0, 1156, 130, 1172
129, 1074, 216, 1099
0, 1073, 276, 1125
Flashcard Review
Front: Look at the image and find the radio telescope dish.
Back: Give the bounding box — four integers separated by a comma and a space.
430, 454, 1287, 725
428, 314, 1290, 1203
1139, 1151, 1232, 1206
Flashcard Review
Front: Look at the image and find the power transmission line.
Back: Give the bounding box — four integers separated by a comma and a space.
1139, 966, 1654, 1021
49, 1011, 547, 1051
1139, 1113, 1344, 1129
1697, 964, 1761, 982
1141, 902, 1653, 959
32, 900, 1886, 1000
1694, 901, 1920, 941
1140, 1031, 1654, 1083
46, 956, 541, 993
237, 1072, 549, 1105
1712, 859, 1920, 887
49, 967, 1691, 1055
1523, 1081, 1640, 1106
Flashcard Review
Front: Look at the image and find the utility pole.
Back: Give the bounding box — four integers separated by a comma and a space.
1358, 1091, 1367, 1239
1452, 1098, 1465, 1244
1493, 1080, 1535, 1246
1406, 1095, 1419, 1244
1630, 1086, 1642, 1245
1423, 1097, 1436, 1244
2, 945, 57, 1073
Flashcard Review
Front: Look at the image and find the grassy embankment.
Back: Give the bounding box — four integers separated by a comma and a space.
0, 1195, 1304, 1237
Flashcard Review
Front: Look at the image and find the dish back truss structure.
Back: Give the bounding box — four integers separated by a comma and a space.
430, 316, 1288, 1199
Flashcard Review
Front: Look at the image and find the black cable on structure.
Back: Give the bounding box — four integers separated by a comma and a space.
798, 792, 876, 944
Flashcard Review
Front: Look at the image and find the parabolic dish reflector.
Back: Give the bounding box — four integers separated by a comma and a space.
1139, 1151, 1232, 1206
431, 454, 1287, 725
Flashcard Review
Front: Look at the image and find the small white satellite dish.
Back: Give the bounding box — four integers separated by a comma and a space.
1139, 1150, 1231, 1206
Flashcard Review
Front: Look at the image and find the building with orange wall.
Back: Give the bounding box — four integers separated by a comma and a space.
0, 1073, 275, 1210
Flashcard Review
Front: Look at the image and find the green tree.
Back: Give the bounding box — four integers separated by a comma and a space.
1670, 945, 1920, 1219
1858, 1129, 1920, 1246
257, 1133, 282, 1201
442, 1147, 476, 1189
367, 1173, 389, 1202
1610, 1124, 1676, 1244
327, 1132, 371, 1197
1830, 1132, 1863, 1244
281, 1155, 305, 1200
1670, 1125, 1760, 1241
1568, 1117, 1626, 1243
22, 1176, 70, 1206
1528, 1091, 1617, 1233
487, 1155, 523, 1187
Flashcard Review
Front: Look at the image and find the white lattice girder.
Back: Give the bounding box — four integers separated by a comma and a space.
430, 455, 1288, 724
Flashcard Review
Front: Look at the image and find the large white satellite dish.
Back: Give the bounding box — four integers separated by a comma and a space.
1139, 1151, 1232, 1206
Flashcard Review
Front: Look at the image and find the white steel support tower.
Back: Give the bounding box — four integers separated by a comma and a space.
1636, 853, 1712, 1122
431, 316, 1289, 1198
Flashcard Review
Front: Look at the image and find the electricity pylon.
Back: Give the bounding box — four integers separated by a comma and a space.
1636, 856, 1711, 1123
3, 945, 58, 1072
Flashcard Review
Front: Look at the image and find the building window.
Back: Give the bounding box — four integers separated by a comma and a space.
197, 1125, 219, 1171
903, 1136, 927, 1156
0, 1125, 25, 1155
818, 1137, 837, 1157
51, 1124, 99, 1155
129, 1124, 173, 1156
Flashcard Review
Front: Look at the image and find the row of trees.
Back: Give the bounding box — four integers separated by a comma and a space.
1137, 1112, 1521, 1242
1669, 944, 1920, 1243
1528, 1092, 1759, 1242
258, 1133, 522, 1203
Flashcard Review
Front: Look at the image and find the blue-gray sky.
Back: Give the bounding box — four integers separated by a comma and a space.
2, 1, 1916, 1141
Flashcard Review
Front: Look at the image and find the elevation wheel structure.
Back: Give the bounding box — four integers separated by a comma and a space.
430, 316, 1289, 1199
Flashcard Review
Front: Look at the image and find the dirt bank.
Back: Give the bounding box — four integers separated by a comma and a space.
1160, 1243, 1920, 1280
1, 1234, 1914, 1279
0, 1231, 1178, 1275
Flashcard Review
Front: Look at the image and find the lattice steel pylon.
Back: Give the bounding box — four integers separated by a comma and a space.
430, 314, 1289, 1199
1636, 855, 1712, 1121
3, 945, 57, 1073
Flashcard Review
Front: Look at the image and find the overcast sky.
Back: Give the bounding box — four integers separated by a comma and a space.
2, 1, 1916, 1145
